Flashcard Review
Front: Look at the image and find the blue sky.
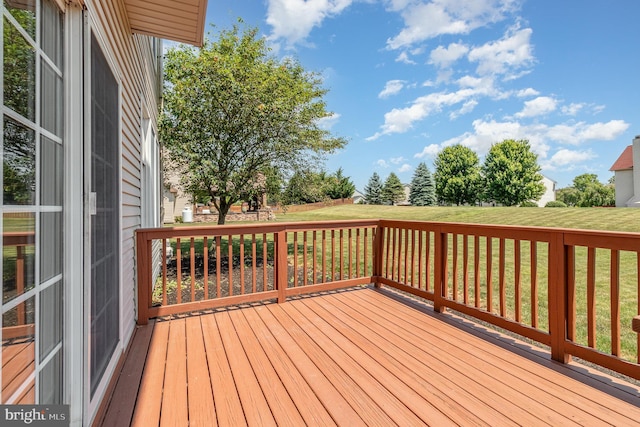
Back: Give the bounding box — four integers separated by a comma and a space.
198, 0, 639, 192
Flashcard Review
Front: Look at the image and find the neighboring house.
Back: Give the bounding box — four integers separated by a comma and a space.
0, 1, 207, 426
162, 171, 191, 223
610, 136, 640, 207
397, 183, 412, 205
537, 175, 557, 207
352, 189, 365, 204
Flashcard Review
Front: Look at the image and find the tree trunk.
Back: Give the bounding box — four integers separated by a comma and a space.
217, 198, 231, 225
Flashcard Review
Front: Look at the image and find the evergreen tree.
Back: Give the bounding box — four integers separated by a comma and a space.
364, 172, 384, 205
382, 172, 405, 205
325, 167, 356, 199
409, 162, 436, 206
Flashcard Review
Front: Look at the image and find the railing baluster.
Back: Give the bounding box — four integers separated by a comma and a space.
474, 235, 480, 308
499, 238, 505, 317
293, 232, 298, 287
262, 233, 268, 291
567, 245, 575, 342
587, 247, 596, 348
418, 230, 423, 290
425, 231, 431, 291
252, 234, 257, 293
514, 239, 521, 322
176, 238, 182, 304
313, 230, 318, 283
463, 235, 469, 304
216, 236, 221, 297
611, 249, 620, 356
531, 241, 538, 328
487, 237, 493, 313
331, 230, 335, 281
303, 231, 308, 286
356, 228, 361, 278
385, 227, 391, 279
204, 237, 209, 299
411, 229, 416, 287
452, 234, 458, 300
339, 229, 344, 280
322, 230, 326, 282
403, 228, 409, 284
348, 228, 353, 279
240, 234, 245, 295
162, 238, 168, 306
228, 235, 234, 297
190, 237, 196, 302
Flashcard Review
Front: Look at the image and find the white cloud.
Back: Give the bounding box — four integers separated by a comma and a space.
546, 120, 629, 145
317, 113, 341, 129
515, 96, 557, 118
386, 0, 520, 50
516, 88, 540, 97
429, 42, 469, 68
541, 149, 596, 170
414, 144, 441, 158
561, 103, 584, 116
376, 159, 390, 168
379, 80, 406, 99
266, 0, 354, 47
395, 51, 416, 64
398, 163, 412, 173
468, 26, 534, 76
390, 156, 406, 164
450, 99, 478, 119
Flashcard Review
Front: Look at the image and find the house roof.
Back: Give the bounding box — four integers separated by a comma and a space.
124, 0, 208, 47
610, 145, 633, 171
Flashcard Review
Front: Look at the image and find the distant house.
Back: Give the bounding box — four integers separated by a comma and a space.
537, 175, 557, 207
352, 189, 365, 204
610, 136, 640, 207
397, 183, 412, 205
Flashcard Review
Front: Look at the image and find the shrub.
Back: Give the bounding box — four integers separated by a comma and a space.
545, 201, 567, 208
519, 201, 538, 207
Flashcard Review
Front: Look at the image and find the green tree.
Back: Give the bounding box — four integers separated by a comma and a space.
160, 24, 346, 224
282, 170, 327, 205
325, 167, 356, 199
556, 187, 580, 207
382, 172, 405, 205
364, 172, 384, 205
570, 173, 615, 207
409, 162, 436, 206
434, 145, 482, 205
482, 139, 545, 206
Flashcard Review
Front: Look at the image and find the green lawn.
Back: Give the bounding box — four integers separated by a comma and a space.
274, 204, 640, 232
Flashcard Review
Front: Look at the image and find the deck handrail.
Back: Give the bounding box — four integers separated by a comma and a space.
136, 219, 640, 380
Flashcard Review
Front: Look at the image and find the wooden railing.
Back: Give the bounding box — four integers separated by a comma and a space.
136, 219, 640, 380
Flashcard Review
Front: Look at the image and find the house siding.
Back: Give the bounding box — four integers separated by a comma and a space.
615, 169, 634, 207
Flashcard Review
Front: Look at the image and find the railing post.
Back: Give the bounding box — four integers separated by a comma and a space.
549, 232, 570, 363
136, 231, 151, 325
373, 222, 383, 288
276, 230, 287, 303
433, 226, 446, 313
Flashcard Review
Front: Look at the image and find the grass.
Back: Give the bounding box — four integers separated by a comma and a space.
165, 205, 640, 362
274, 204, 640, 232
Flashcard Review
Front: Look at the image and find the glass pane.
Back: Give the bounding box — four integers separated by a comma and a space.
3, 116, 35, 205
2, 296, 35, 404
41, 0, 63, 68
4, 0, 36, 39
41, 59, 63, 137
40, 281, 62, 361
2, 212, 35, 303
4, 16, 36, 121
39, 350, 62, 404
40, 135, 63, 205
39, 212, 62, 281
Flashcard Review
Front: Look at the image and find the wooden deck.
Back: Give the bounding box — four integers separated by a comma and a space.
101, 286, 640, 426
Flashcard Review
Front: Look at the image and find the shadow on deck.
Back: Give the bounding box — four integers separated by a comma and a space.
99, 286, 640, 426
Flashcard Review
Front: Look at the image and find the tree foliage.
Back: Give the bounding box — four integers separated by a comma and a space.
557, 173, 615, 207
409, 162, 436, 206
282, 170, 327, 205
160, 24, 346, 223
434, 145, 482, 205
382, 173, 405, 205
481, 139, 545, 206
325, 167, 356, 200
364, 172, 384, 205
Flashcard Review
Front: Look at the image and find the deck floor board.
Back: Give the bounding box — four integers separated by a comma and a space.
120, 287, 640, 427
